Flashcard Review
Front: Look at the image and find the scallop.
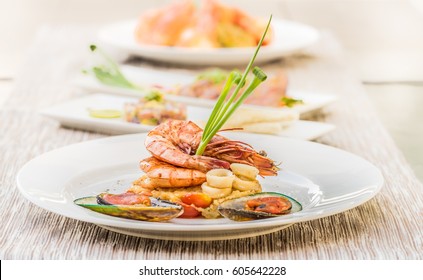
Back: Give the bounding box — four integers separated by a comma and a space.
74, 193, 183, 222
217, 192, 302, 221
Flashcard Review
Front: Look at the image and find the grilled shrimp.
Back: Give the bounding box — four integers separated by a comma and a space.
139, 157, 206, 188
145, 120, 230, 173
145, 120, 278, 176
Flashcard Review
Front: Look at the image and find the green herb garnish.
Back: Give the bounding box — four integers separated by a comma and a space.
196, 15, 272, 156
281, 97, 304, 108
144, 90, 164, 102
196, 68, 229, 84
86, 45, 138, 90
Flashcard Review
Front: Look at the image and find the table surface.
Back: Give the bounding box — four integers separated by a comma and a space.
0, 22, 422, 259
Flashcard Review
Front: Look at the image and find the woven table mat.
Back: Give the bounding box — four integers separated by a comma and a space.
0, 26, 422, 259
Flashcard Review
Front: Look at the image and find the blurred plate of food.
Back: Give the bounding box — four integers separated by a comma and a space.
75, 64, 337, 116
40, 94, 335, 139
97, 0, 319, 65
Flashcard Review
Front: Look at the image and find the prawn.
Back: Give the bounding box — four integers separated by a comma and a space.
138, 157, 206, 188
145, 120, 278, 176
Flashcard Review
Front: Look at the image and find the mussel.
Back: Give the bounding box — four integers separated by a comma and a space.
74, 192, 183, 222
218, 192, 302, 221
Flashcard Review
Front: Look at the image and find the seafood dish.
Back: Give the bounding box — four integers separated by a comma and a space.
134, 0, 273, 48
128, 119, 279, 219
75, 120, 302, 221
75, 18, 302, 222
123, 91, 186, 125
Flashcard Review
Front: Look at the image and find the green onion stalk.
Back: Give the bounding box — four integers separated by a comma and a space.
196, 15, 272, 156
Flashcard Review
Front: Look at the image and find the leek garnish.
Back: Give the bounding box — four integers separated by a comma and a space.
196, 15, 272, 156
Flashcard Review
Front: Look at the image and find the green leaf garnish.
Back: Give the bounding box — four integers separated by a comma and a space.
144, 90, 164, 102
86, 45, 138, 90
196, 15, 272, 156
281, 97, 304, 108
196, 68, 229, 84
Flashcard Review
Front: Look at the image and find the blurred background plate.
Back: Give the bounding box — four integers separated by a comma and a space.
98, 18, 320, 65
40, 94, 335, 139
75, 65, 338, 114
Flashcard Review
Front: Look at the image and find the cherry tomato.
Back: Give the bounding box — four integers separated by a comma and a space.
181, 193, 212, 208
178, 202, 201, 218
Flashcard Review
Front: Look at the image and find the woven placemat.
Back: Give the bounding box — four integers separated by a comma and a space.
0, 26, 422, 259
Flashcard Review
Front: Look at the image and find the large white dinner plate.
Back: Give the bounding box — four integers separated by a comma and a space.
17, 133, 383, 241
40, 94, 335, 140
75, 65, 338, 115
98, 18, 320, 65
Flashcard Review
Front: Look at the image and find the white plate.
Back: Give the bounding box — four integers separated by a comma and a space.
98, 18, 320, 65
75, 65, 338, 115
17, 133, 383, 241
40, 94, 335, 140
